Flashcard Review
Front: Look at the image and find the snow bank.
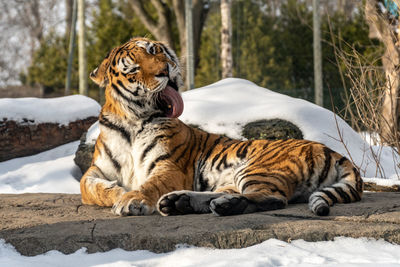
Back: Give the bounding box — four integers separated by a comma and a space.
0, 142, 80, 194
0, 95, 100, 125
1, 237, 400, 267
179, 78, 400, 179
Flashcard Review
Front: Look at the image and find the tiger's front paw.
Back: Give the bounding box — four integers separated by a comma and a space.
157, 191, 194, 216
112, 191, 155, 216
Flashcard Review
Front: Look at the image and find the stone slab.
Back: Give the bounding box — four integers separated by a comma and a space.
1, 192, 399, 256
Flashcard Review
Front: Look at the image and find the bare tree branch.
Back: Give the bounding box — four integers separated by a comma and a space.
129, 0, 158, 33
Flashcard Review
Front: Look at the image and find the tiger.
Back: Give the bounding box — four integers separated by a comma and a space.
80, 37, 363, 217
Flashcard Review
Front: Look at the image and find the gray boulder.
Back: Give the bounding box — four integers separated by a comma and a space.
74, 132, 95, 176
242, 119, 303, 140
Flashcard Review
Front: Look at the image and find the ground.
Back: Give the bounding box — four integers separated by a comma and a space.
1, 192, 399, 256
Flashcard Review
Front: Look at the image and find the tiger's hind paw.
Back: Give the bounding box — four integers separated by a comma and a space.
157, 192, 194, 216
209, 195, 249, 216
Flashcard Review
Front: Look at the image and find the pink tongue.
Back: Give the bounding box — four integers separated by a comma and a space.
160, 85, 184, 118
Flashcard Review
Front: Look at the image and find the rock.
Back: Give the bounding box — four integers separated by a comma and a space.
74, 132, 95, 175
0, 192, 399, 256
363, 182, 400, 192
242, 119, 303, 140
0, 117, 98, 162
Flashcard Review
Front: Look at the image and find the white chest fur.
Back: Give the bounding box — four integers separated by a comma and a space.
95, 122, 168, 191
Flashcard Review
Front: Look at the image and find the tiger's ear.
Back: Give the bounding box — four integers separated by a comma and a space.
90, 47, 118, 87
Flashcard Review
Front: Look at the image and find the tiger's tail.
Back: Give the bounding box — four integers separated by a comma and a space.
308, 156, 363, 216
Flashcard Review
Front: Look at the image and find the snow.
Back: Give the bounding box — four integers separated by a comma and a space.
1, 237, 400, 267
86, 120, 100, 145
2, 78, 400, 264
0, 141, 80, 194
0, 95, 100, 125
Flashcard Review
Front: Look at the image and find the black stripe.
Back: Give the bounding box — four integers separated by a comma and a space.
230, 141, 242, 151
131, 99, 144, 108
175, 128, 194, 163
262, 139, 283, 150
111, 83, 131, 102
237, 172, 287, 190
348, 184, 361, 201
93, 164, 108, 180
198, 172, 208, 191
147, 153, 171, 175
127, 53, 136, 62
236, 142, 250, 159
136, 112, 164, 133
102, 141, 121, 172
318, 196, 330, 206
320, 189, 338, 204
99, 116, 131, 144
116, 79, 127, 90
318, 147, 332, 186
196, 133, 212, 173
216, 154, 228, 170
211, 145, 231, 166
305, 147, 315, 179
160, 43, 175, 63
334, 187, 351, 203
111, 46, 124, 66
340, 173, 351, 179
201, 133, 210, 153
142, 112, 161, 125
127, 106, 140, 117
113, 81, 144, 108
183, 127, 198, 170
259, 141, 302, 163
243, 172, 270, 178
203, 136, 224, 162
337, 156, 347, 165
141, 142, 158, 161
241, 180, 287, 197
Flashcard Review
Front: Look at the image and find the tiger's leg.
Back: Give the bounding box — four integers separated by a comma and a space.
308, 160, 363, 216
157, 185, 239, 216
112, 168, 190, 216
210, 176, 289, 216
80, 165, 126, 206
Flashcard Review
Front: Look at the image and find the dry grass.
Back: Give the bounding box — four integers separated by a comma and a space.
327, 10, 400, 178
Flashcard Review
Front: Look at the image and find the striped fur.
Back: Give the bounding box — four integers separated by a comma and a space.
80, 37, 363, 216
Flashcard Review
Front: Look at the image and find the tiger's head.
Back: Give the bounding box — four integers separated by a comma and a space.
90, 37, 184, 118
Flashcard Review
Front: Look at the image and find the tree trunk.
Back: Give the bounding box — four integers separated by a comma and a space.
313, 0, 323, 106
65, 0, 77, 96
365, 0, 400, 146
220, 0, 233, 78
78, 0, 88, 96
66, 0, 74, 38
